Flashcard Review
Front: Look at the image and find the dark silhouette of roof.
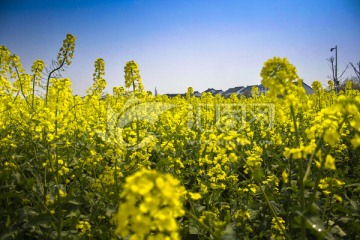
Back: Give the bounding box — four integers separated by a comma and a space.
203, 88, 216, 93
163, 81, 313, 98
223, 86, 244, 95
239, 85, 256, 93
203, 88, 223, 95
213, 89, 223, 95
164, 93, 185, 98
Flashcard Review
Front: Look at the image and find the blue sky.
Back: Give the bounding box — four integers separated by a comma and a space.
1, 0, 359, 95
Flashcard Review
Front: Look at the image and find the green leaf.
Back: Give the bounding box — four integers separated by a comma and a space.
221, 224, 236, 240
5, 215, 11, 228
0, 191, 22, 199
0, 230, 20, 240
65, 209, 80, 218
189, 225, 199, 234
345, 194, 359, 212
66, 199, 84, 205
23, 213, 54, 228
329, 220, 347, 238
106, 205, 117, 217
345, 183, 360, 188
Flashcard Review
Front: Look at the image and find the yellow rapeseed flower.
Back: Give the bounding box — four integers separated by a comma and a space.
114, 169, 186, 239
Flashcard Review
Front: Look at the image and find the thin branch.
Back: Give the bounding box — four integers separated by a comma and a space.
327, 57, 335, 81
349, 62, 360, 81
338, 65, 348, 79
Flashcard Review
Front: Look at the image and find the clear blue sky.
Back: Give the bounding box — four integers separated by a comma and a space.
1, 0, 359, 95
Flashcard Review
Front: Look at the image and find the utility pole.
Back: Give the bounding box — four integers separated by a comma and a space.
330, 45, 338, 94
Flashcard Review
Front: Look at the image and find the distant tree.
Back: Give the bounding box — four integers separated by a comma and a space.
349, 61, 360, 82
339, 76, 360, 91
326, 56, 348, 94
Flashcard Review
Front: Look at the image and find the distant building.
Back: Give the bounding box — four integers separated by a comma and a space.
222, 86, 244, 98
213, 90, 224, 95
258, 84, 268, 95
301, 81, 314, 94
237, 84, 267, 97
237, 85, 256, 97
234, 82, 313, 97
164, 81, 313, 98
203, 88, 224, 96
193, 91, 202, 97
164, 93, 185, 98
203, 88, 215, 93
164, 90, 201, 98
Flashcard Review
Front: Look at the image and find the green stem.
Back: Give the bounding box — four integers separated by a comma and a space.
259, 184, 292, 240
45, 53, 67, 106
290, 105, 305, 239
307, 147, 331, 206
321, 197, 328, 223
132, 80, 140, 144
53, 92, 62, 239
185, 210, 221, 240
307, 119, 345, 207
303, 136, 323, 183
32, 72, 36, 109
114, 155, 120, 204
14, 65, 32, 109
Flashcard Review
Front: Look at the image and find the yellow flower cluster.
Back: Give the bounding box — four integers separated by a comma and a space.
261, 57, 306, 104
284, 139, 316, 160
124, 60, 144, 93
76, 220, 91, 236
57, 33, 76, 66
87, 58, 106, 96
244, 145, 263, 174
1, 39, 360, 239
271, 217, 286, 240
114, 169, 187, 240
93, 165, 123, 194
318, 177, 345, 202
42, 158, 70, 176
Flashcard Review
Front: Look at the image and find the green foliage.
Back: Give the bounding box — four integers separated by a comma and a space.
0, 36, 360, 240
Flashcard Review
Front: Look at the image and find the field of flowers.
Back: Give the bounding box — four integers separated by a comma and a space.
1, 34, 360, 240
